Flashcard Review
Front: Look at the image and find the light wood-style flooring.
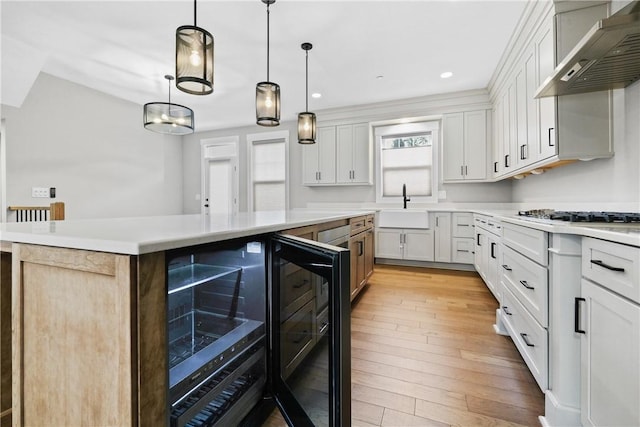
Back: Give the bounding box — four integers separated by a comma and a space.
263, 265, 544, 426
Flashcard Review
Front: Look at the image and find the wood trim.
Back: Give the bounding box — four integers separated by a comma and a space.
0, 253, 11, 420
18, 244, 116, 276
11, 245, 23, 426
0, 243, 11, 254
49, 202, 65, 220
136, 252, 167, 426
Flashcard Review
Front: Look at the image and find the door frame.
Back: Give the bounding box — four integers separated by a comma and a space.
200, 136, 239, 215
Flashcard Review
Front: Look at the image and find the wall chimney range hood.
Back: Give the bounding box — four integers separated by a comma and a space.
535, 3, 640, 98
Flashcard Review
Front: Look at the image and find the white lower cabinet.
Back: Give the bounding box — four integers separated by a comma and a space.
579, 237, 640, 427
434, 212, 452, 263
474, 214, 502, 301
452, 238, 474, 264
376, 228, 434, 262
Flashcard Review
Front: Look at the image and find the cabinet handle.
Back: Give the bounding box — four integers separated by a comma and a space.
319, 171, 321, 181
519, 280, 534, 290
504, 154, 510, 168
574, 297, 586, 334
520, 144, 527, 160
292, 331, 309, 344
458, 224, 469, 227
490, 242, 496, 259
359, 241, 364, 256
465, 165, 468, 175
502, 306, 512, 316
461, 165, 464, 176
494, 161, 498, 173
548, 127, 555, 147
476, 233, 481, 246
590, 259, 625, 272
520, 333, 535, 347
319, 321, 329, 335
502, 264, 512, 271
293, 279, 309, 289
457, 249, 469, 253
436, 217, 439, 227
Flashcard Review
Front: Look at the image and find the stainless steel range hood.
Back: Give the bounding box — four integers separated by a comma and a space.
535, 4, 640, 98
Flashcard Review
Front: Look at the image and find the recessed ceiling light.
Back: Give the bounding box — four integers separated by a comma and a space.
440, 71, 453, 79
376, 75, 384, 80
311, 92, 322, 98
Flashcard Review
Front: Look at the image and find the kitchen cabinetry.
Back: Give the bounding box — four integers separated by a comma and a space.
474, 214, 502, 301
442, 110, 489, 182
337, 123, 371, 184
499, 221, 548, 390
434, 212, 452, 263
1, 244, 10, 427
579, 237, 640, 427
302, 126, 337, 185
491, 2, 612, 179
452, 212, 474, 264
349, 215, 375, 301
303, 123, 371, 186
376, 228, 434, 262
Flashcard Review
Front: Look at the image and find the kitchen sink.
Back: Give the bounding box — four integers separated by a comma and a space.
377, 209, 430, 229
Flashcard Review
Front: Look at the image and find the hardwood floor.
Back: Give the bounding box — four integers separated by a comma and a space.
263, 265, 544, 426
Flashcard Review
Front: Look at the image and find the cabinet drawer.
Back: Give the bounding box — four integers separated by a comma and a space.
366, 214, 375, 228
452, 213, 474, 238
452, 238, 474, 264
281, 300, 315, 378
502, 222, 548, 266
316, 306, 329, 339
281, 262, 314, 320
501, 285, 548, 391
350, 216, 367, 236
582, 237, 640, 304
501, 245, 548, 327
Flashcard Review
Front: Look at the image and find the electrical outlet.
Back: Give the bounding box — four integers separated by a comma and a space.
50, 187, 56, 198
32, 187, 50, 198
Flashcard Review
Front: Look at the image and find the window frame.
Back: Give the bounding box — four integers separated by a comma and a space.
373, 119, 440, 205
246, 130, 289, 212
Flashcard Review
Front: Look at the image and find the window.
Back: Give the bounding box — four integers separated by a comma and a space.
247, 131, 289, 212
374, 121, 439, 204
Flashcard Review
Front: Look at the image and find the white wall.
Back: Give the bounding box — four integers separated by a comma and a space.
1, 72, 183, 220
511, 81, 640, 210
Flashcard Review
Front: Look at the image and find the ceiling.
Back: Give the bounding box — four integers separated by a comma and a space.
1, 0, 528, 131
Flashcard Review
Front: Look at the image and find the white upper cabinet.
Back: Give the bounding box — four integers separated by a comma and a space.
442, 109, 488, 182
490, 2, 613, 179
302, 126, 336, 185
303, 123, 371, 186
336, 123, 371, 185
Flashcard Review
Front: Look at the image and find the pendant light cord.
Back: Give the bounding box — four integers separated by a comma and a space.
266, 3, 270, 81
167, 77, 172, 106
305, 49, 309, 111
193, 0, 197, 27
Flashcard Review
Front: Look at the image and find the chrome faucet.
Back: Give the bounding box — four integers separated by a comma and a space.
402, 183, 411, 209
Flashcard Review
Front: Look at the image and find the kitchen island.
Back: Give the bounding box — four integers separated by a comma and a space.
0, 210, 371, 426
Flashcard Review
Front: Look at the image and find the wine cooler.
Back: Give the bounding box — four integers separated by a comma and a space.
166, 234, 350, 427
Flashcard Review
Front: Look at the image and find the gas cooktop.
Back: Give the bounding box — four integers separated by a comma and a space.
518, 210, 640, 223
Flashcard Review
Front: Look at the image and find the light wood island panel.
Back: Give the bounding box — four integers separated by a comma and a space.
10, 244, 166, 426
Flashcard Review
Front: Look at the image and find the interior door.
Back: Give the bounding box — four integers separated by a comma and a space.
270, 234, 350, 427
205, 158, 237, 216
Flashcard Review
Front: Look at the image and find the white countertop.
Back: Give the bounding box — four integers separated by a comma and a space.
0, 210, 371, 255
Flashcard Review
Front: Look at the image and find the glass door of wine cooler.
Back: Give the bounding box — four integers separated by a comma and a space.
271, 235, 351, 427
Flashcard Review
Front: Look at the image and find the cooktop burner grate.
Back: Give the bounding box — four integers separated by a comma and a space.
518, 210, 640, 223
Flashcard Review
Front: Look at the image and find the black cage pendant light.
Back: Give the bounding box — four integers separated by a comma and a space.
143, 75, 194, 135
176, 0, 214, 95
298, 42, 316, 144
256, 0, 280, 126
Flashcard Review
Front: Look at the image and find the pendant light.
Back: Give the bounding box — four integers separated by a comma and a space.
176, 0, 214, 95
256, 0, 280, 127
298, 42, 316, 144
143, 75, 194, 135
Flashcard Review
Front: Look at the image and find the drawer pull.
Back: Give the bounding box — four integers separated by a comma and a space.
319, 321, 329, 335
292, 279, 309, 289
590, 259, 625, 272
490, 242, 497, 259
502, 306, 512, 316
476, 234, 481, 246
292, 331, 309, 344
574, 297, 586, 334
458, 224, 470, 227
502, 264, 512, 271
520, 333, 535, 347
457, 249, 469, 253
519, 280, 535, 290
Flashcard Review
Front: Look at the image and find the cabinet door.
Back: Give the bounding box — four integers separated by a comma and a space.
452, 212, 474, 238
506, 83, 517, 172
302, 139, 320, 185
349, 236, 364, 299
493, 102, 503, 177
336, 125, 354, 183
404, 230, 434, 262
463, 110, 487, 180
474, 230, 487, 280
318, 127, 337, 184
351, 123, 370, 184
452, 238, 474, 264
364, 229, 374, 280
442, 112, 465, 181
581, 279, 640, 427
500, 90, 512, 173
375, 229, 403, 259
524, 44, 538, 164
536, 19, 557, 160
434, 213, 452, 263
515, 66, 528, 169
487, 235, 501, 302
